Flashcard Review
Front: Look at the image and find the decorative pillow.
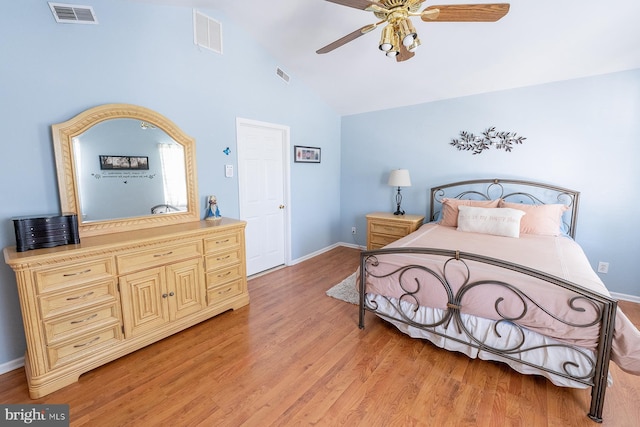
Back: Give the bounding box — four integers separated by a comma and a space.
439, 198, 501, 227
499, 201, 569, 236
457, 205, 525, 238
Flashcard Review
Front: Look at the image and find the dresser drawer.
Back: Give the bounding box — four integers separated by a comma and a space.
206, 264, 244, 289
205, 247, 242, 271
117, 241, 202, 274
204, 231, 241, 253
207, 279, 243, 306
34, 258, 115, 293
39, 280, 118, 319
44, 303, 121, 345
47, 324, 123, 369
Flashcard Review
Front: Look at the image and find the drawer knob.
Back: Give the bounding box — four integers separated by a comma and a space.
216, 255, 231, 261
215, 238, 230, 245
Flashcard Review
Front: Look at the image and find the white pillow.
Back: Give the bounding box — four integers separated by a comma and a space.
457, 205, 525, 238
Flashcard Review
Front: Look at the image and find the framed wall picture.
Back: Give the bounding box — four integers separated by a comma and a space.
294, 146, 321, 163
99, 155, 149, 170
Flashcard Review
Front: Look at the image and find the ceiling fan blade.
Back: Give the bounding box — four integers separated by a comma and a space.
316, 22, 381, 54
422, 3, 510, 22
396, 45, 415, 62
324, 0, 386, 11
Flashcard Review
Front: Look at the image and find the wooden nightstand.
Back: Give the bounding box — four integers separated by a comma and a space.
366, 212, 425, 250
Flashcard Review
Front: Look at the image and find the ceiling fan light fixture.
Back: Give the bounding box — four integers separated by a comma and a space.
385, 30, 400, 57
408, 37, 421, 52
398, 18, 417, 47
379, 24, 395, 52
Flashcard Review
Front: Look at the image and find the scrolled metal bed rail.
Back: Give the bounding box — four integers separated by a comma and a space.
358, 247, 617, 423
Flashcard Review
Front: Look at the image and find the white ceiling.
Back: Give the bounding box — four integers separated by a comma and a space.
132, 0, 640, 116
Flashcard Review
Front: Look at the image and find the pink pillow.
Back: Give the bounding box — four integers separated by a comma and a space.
499, 201, 569, 236
439, 198, 501, 227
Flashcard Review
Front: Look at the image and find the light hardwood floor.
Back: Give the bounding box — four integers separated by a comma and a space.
1, 246, 639, 426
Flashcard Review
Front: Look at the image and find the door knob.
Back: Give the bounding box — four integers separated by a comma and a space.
279, 205, 285, 209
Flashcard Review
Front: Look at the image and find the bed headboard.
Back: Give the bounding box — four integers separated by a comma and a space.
429, 178, 580, 239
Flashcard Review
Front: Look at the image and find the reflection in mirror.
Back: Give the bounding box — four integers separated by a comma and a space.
73, 119, 187, 222
52, 104, 200, 237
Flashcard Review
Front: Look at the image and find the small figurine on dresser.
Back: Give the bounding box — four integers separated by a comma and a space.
205, 195, 222, 223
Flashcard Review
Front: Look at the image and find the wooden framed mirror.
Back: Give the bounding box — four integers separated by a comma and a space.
52, 104, 200, 237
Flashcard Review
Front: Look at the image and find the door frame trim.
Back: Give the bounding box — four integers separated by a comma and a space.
236, 117, 292, 269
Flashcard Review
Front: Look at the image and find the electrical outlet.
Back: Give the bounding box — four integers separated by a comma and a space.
351, 227, 357, 235
597, 261, 609, 274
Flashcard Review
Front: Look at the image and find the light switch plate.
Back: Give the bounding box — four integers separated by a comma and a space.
225, 164, 233, 178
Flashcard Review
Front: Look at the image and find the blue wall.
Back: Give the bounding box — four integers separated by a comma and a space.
340, 69, 640, 299
0, 1, 341, 366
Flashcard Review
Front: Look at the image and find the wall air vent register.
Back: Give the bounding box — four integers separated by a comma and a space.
193, 10, 223, 54
48, 2, 98, 24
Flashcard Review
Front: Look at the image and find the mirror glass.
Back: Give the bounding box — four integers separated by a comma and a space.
73, 119, 187, 222
52, 104, 200, 237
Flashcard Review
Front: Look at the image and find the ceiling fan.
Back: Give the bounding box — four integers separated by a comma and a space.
317, 1, 510, 62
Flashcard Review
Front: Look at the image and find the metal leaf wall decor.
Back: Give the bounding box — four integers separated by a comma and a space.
450, 127, 526, 155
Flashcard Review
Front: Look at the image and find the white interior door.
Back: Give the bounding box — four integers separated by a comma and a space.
236, 118, 290, 276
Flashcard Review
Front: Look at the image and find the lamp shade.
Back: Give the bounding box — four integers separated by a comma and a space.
388, 169, 411, 187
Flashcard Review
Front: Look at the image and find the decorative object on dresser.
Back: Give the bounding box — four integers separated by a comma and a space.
3, 104, 249, 399
387, 168, 412, 215
12, 214, 80, 252
366, 212, 424, 250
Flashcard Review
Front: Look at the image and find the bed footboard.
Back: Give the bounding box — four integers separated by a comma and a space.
358, 248, 617, 423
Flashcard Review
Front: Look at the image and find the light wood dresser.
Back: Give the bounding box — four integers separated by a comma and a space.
366, 212, 425, 250
3, 218, 248, 398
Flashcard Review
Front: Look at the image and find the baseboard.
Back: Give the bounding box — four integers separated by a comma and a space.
0, 356, 24, 375
610, 292, 640, 304
289, 242, 364, 266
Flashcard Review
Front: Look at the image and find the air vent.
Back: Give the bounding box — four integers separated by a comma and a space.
193, 10, 222, 54
276, 67, 290, 84
48, 2, 98, 24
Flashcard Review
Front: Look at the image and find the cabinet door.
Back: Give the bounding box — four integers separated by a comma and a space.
166, 258, 206, 321
120, 267, 169, 338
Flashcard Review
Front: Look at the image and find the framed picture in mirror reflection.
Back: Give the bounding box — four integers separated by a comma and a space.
99, 155, 149, 170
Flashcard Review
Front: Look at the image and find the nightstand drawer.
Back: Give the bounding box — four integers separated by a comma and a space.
370, 222, 412, 237
366, 212, 425, 250
369, 233, 402, 248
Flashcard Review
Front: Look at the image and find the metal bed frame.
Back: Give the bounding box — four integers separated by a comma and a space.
358, 178, 617, 423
